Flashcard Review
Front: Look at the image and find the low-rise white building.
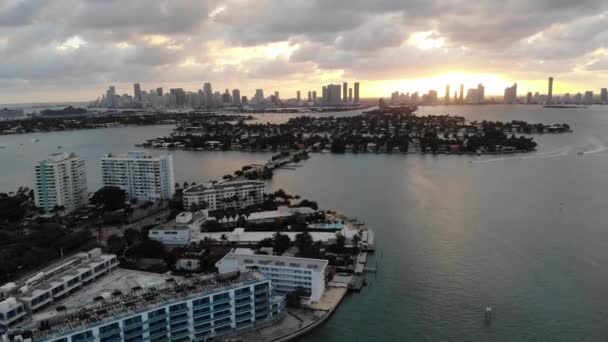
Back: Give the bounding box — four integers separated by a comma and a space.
0, 297, 26, 332
216, 249, 328, 304
148, 211, 206, 246
183, 181, 266, 211
149, 226, 191, 246
3, 249, 118, 315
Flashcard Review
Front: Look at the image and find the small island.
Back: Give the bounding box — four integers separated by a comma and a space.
142, 106, 571, 155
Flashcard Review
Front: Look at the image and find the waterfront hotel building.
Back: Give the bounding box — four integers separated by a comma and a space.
101, 151, 175, 201
4, 272, 285, 342
182, 181, 266, 211
34, 153, 88, 215
216, 249, 328, 304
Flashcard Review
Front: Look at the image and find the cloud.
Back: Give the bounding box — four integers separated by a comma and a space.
0, 0, 608, 103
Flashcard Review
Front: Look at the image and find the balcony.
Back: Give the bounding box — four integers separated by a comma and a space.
169, 329, 191, 340
99, 329, 122, 339
212, 297, 231, 306
234, 292, 251, 301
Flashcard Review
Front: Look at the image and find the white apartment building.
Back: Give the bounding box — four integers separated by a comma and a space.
216, 249, 328, 304
183, 181, 266, 211
101, 151, 175, 201
34, 153, 87, 215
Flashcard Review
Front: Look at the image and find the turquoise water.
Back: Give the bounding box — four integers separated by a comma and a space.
309, 222, 344, 230
2, 105, 608, 340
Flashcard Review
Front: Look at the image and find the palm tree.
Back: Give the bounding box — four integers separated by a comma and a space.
124, 205, 134, 224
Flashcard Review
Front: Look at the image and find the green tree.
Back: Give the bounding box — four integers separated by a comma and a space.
106, 234, 126, 255
272, 232, 291, 255
91, 186, 127, 211
294, 231, 313, 251
124, 228, 140, 246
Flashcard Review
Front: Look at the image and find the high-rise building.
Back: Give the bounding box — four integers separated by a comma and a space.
312, 91, 317, 104
322, 86, 328, 105
466, 88, 479, 104
445, 85, 450, 104
296, 90, 301, 103
169, 88, 186, 106
547, 77, 554, 105
274, 91, 279, 104
503, 83, 517, 104
343, 82, 348, 103
232, 89, 241, 106
601, 88, 607, 103
584, 91, 594, 105
101, 151, 175, 201
106, 86, 116, 108
156, 87, 163, 96
241, 96, 248, 105
526, 92, 533, 104
327, 84, 342, 105
459, 84, 464, 104
221, 89, 231, 105
34, 153, 87, 215
477, 83, 485, 104
133, 83, 141, 102
254, 89, 264, 104
307, 91, 312, 102
349, 87, 353, 103
354, 82, 360, 104
203, 82, 213, 107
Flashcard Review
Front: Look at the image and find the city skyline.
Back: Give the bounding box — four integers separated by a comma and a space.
1, 1, 608, 103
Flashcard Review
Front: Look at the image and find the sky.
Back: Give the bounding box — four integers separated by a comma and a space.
1, 0, 608, 104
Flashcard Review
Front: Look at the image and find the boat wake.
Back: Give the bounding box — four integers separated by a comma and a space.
520, 147, 571, 160
471, 147, 571, 164
579, 137, 608, 155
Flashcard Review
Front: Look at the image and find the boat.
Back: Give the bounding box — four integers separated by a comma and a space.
578, 151, 584, 155
57, 146, 63, 149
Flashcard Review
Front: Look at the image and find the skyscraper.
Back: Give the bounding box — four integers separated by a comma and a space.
354, 82, 360, 104
203, 82, 213, 107
477, 83, 485, 104
322, 86, 328, 105
296, 90, 301, 103
601, 88, 607, 103
232, 89, 241, 106
445, 85, 450, 104
312, 91, 317, 104
503, 83, 517, 104
106, 86, 116, 108
349, 88, 353, 103
327, 84, 342, 105
526, 92, 533, 104
307, 91, 312, 102
255, 89, 264, 104
584, 91, 594, 105
459, 84, 464, 104
133, 83, 141, 102
547, 77, 554, 105
343, 82, 348, 103
34, 153, 87, 215
169, 88, 186, 106
156, 87, 163, 96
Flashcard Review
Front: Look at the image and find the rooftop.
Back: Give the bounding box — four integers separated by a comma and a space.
24, 271, 265, 341
102, 151, 171, 160
184, 180, 265, 194
217, 249, 328, 271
